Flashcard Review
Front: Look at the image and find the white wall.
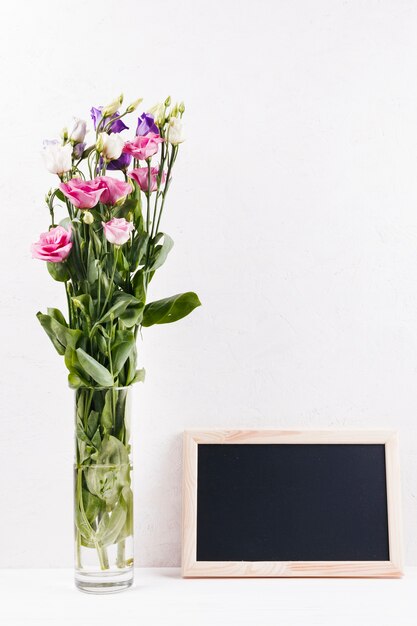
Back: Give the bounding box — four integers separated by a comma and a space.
0, 0, 417, 567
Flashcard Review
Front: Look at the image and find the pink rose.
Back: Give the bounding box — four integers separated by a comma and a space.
59, 178, 105, 209
31, 225, 72, 263
123, 132, 164, 160
102, 218, 134, 246
129, 167, 166, 192
96, 176, 132, 205
60, 176, 132, 209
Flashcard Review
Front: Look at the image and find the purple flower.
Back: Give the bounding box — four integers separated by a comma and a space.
90, 106, 129, 134
107, 152, 132, 171
90, 107, 102, 129
136, 113, 159, 136
73, 142, 86, 159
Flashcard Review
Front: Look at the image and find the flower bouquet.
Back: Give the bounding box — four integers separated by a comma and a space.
32, 94, 200, 593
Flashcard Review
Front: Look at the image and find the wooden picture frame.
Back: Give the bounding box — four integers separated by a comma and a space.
182, 430, 403, 578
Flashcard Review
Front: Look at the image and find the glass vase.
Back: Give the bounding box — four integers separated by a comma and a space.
74, 386, 133, 593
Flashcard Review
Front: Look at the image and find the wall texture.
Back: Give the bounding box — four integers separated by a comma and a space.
1, 0, 417, 567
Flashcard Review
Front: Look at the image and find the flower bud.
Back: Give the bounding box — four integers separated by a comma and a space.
73, 142, 86, 160
164, 95, 171, 107
148, 102, 165, 126
83, 211, 94, 225
102, 217, 134, 246
167, 117, 185, 145
126, 97, 143, 113
179, 101, 185, 114
70, 118, 87, 144
95, 133, 104, 153
102, 94, 124, 117
61, 127, 68, 142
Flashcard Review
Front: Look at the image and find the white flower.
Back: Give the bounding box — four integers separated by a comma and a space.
43, 141, 73, 175
97, 132, 124, 161
167, 117, 185, 145
70, 118, 87, 143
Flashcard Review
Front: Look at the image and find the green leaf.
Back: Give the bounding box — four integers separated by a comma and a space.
87, 240, 99, 283
47, 307, 67, 326
82, 489, 103, 526
91, 426, 101, 450
37, 312, 82, 355
85, 436, 130, 506
111, 331, 135, 375
117, 251, 130, 273
87, 410, 100, 439
119, 299, 144, 328
68, 371, 84, 388
142, 292, 201, 327
76, 348, 114, 386
76, 416, 90, 445
55, 189, 66, 203
115, 486, 133, 544
132, 270, 146, 301
98, 292, 139, 325
129, 234, 149, 270
47, 261, 70, 282
90, 225, 102, 255
101, 390, 114, 433
147, 233, 174, 272
125, 344, 138, 386
96, 497, 127, 546
65, 347, 91, 387
95, 324, 110, 340
97, 435, 130, 466
95, 333, 108, 356
75, 497, 95, 545
131, 368, 146, 384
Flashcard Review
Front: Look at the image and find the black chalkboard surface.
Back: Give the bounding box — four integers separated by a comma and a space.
182, 431, 403, 577
197, 444, 389, 562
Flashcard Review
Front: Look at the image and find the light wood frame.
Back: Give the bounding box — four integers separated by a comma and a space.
182, 430, 403, 578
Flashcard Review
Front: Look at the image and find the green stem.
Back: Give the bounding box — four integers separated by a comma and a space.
49, 206, 55, 228
97, 265, 102, 309
65, 282, 72, 326
96, 248, 118, 322
145, 159, 151, 231
116, 540, 126, 568
154, 148, 176, 235
149, 141, 168, 243
96, 543, 109, 570
75, 528, 82, 569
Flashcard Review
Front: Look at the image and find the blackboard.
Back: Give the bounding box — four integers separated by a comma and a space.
197, 444, 389, 561
182, 431, 403, 577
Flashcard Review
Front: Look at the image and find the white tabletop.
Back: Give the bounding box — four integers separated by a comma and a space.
0, 568, 415, 625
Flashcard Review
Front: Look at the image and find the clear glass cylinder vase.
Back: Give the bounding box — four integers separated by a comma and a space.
74, 386, 133, 593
